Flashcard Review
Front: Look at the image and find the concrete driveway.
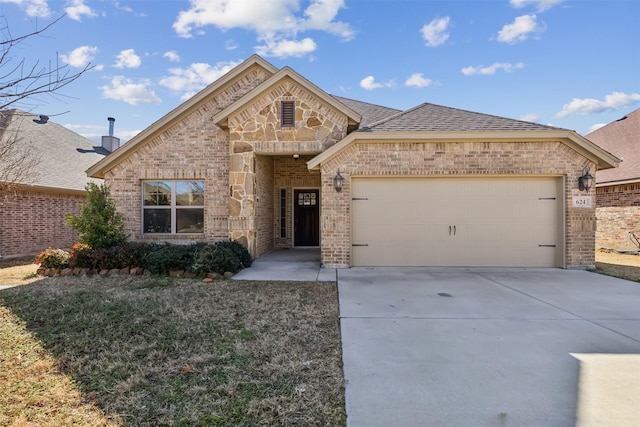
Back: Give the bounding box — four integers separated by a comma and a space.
338, 268, 640, 427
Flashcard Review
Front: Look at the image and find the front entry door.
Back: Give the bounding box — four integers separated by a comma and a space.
294, 189, 320, 246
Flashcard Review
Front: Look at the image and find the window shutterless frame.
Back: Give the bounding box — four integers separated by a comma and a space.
142, 181, 204, 234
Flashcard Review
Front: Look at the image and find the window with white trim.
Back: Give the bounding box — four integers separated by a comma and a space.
143, 181, 204, 234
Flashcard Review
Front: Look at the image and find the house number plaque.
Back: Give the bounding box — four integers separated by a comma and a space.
572, 196, 592, 208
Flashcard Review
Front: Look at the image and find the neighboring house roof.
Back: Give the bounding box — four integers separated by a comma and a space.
0, 109, 106, 192
363, 103, 562, 132
586, 108, 640, 185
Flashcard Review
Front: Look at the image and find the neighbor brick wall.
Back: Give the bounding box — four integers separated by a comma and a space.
104, 65, 272, 250
0, 189, 83, 257
596, 207, 640, 251
595, 184, 640, 251
596, 183, 640, 207
319, 140, 597, 269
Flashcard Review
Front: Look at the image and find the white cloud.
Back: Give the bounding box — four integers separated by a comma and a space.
510, 0, 565, 12
60, 45, 98, 67
1, 0, 50, 17
420, 17, 450, 47
159, 61, 242, 100
519, 113, 540, 123
163, 51, 181, 62
360, 76, 394, 91
556, 92, 640, 119
497, 14, 543, 44
255, 37, 317, 58
100, 76, 161, 105
64, 0, 96, 21
405, 73, 433, 88
587, 123, 606, 134
461, 62, 525, 76
172, 0, 353, 58
113, 49, 142, 69
225, 40, 238, 51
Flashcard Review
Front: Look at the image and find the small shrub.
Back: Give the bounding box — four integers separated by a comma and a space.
215, 240, 253, 268
69, 243, 92, 268
142, 243, 198, 275
35, 248, 70, 269
190, 245, 237, 275
86, 247, 120, 270
65, 182, 127, 249
116, 242, 151, 268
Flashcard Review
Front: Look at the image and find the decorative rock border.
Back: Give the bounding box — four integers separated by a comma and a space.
35, 267, 234, 281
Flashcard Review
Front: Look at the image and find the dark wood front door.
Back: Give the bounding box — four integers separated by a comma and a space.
294, 189, 319, 246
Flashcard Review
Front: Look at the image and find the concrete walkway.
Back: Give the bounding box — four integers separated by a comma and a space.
232, 248, 336, 281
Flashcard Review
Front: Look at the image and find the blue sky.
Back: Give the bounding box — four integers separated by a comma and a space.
2, 0, 639, 144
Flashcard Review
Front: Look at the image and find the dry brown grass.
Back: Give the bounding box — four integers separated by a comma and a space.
0, 275, 345, 426
0, 260, 39, 286
595, 250, 640, 282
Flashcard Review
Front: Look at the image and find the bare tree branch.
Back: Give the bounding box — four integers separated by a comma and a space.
0, 14, 91, 203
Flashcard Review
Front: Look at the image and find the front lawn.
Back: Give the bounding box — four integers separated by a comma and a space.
0, 276, 345, 426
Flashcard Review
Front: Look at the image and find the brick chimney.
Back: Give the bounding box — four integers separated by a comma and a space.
101, 117, 120, 152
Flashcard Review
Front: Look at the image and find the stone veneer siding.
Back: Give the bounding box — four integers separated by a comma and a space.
0, 189, 83, 257
104, 66, 272, 250
319, 140, 597, 269
226, 79, 348, 255
596, 183, 640, 251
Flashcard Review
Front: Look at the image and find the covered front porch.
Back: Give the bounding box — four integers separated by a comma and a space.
231, 154, 322, 259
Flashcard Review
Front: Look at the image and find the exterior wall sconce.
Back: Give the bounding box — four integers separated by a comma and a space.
333, 170, 344, 192
578, 166, 594, 192
292, 154, 300, 160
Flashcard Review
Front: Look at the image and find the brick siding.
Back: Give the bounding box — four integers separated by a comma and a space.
319, 140, 597, 269
0, 189, 83, 257
104, 65, 272, 250
596, 183, 640, 250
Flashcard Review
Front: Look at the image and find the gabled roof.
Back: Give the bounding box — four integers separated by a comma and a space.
213, 67, 362, 129
364, 103, 562, 132
308, 102, 620, 171
0, 109, 106, 193
586, 108, 640, 185
88, 55, 279, 179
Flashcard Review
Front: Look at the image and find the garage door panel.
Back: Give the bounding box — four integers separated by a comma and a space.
351, 177, 560, 267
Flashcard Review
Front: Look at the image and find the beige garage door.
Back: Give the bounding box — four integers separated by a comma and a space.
351, 177, 563, 267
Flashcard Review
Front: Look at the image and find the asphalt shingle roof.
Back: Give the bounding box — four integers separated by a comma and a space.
331, 96, 402, 128
587, 108, 640, 184
361, 102, 565, 133
0, 109, 107, 191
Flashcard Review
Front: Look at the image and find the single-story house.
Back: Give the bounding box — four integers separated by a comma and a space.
87, 55, 619, 269
587, 108, 640, 251
0, 109, 112, 258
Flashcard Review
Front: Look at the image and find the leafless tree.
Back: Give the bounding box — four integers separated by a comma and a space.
0, 110, 41, 204
0, 15, 92, 203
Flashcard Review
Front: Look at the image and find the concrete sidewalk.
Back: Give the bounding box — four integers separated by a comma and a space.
338, 268, 640, 426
